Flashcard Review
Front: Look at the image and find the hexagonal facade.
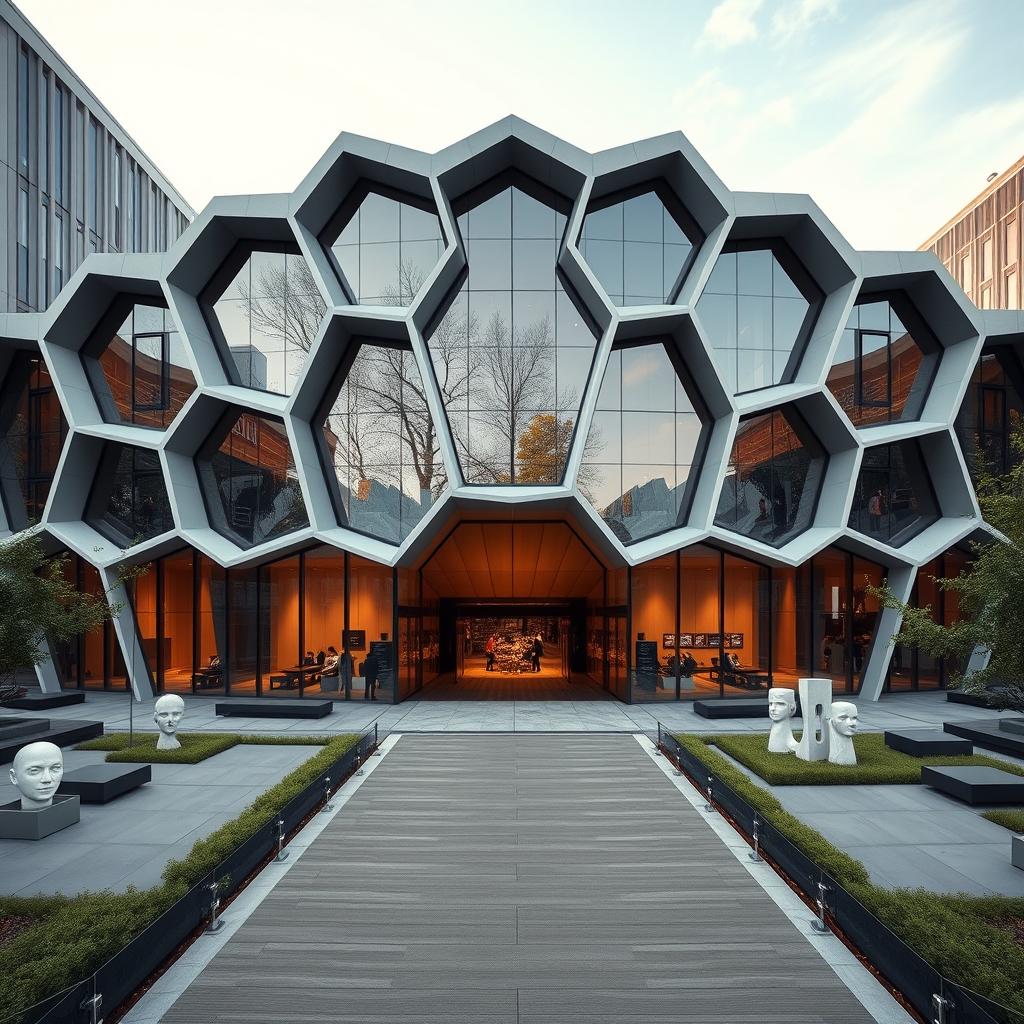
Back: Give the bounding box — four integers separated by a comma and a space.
1, 117, 1002, 705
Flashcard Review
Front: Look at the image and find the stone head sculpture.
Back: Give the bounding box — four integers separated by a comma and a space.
767, 688, 798, 753
153, 693, 185, 750
9, 741, 64, 810
828, 701, 859, 765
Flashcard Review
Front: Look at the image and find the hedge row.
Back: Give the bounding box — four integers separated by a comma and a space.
675, 735, 1024, 1017
712, 732, 1024, 786
984, 808, 1024, 834
0, 733, 361, 1019
76, 731, 333, 764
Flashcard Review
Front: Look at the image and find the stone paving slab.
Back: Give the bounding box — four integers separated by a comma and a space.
160, 734, 873, 1024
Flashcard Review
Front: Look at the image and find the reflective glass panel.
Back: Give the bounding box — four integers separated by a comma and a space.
87, 443, 173, 545
696, 244, 815, 394
96, 303, 196, 428
320, 343, 446, 543
955, 352, 1024, 483
327, 189, 444, 305
826, 297, 933, 428
581, 341, 705, 543
580, 186, 698, 306
848, 440, 938, 546
199, 411, 309, 548
715, 408, 825, 547
428, 179, 597, 485
209, 247, 325, 395
0, 354, 66, 529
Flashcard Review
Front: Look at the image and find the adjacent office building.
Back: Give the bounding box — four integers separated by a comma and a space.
0, 112, 1016, 706
1, 0, 193, 315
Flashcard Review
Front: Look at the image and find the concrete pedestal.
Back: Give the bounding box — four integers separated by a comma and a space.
0, 795, 80, 840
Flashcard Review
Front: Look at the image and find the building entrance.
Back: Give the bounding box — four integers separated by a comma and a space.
417, 521, 616, 700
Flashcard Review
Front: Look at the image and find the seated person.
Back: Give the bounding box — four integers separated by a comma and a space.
728, 652, 742, 670
680, 651, 698, 678
303, 651, 315, 666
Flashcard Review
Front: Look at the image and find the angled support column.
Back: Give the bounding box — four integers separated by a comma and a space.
100, 567, 154, 702
858, 564, 915, 702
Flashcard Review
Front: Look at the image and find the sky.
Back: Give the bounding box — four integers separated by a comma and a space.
17, 0, 1024, 250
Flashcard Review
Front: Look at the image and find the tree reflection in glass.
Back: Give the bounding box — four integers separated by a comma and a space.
427, 177, 598, 485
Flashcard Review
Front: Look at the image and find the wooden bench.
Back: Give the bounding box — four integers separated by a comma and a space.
59, 764, 151, 804
884, 729, 973, 756
921, 765, 1024, 805
215, 700, 333, 719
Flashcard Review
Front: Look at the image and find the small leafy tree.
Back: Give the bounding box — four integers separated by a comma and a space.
0, 531, 122, 693
869, 425, 1024, 711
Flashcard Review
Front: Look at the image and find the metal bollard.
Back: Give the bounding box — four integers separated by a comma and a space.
323, 775, 334, 811
810, 881, 830, 933
275, 818, 288, 862
749, 818, 762, 862
206, 881, 224, 933
373, 722, 382, 754
80, 992, 102, 1024
931, 992, 953, 1024
703, 775, 715, 813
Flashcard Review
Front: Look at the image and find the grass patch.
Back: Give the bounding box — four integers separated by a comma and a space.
711, 731, 1024, 786
75, 731, 332, 764
0, 732, 361, 1019
984, 808, 1024, 833
674, 734, 1024, 1018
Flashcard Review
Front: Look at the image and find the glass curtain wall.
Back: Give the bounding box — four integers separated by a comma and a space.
61, 542, 887, 704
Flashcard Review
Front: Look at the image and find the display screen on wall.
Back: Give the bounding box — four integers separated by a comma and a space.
669, 632, 744, 649
345, 630, 366, 651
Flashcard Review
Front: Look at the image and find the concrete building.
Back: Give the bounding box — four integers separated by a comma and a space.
1, 0, 192, 315
0, 116, 1016, 705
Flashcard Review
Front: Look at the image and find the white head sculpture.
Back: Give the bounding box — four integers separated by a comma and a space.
767, 687, 799, 753
9, 741, 64, 810
827, 701, 859, 765
153, 693, 185, 750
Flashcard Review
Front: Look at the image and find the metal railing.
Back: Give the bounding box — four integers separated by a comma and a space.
1, 727, 379, 1024
658, 729, 1023, 1024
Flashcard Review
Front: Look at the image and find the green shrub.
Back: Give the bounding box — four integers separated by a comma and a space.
76, 731, 334, 764
0, 733, 361, 1019
983, 808, 1024, 833
712, 731, 1024, 785
674, 734, 1024, 1018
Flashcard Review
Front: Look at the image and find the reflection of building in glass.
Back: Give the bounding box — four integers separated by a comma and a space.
2, 118, 1005, 707
826, 297, 936, 429
197, 411, 308, 548
715, 409, 825, 548
848, 440, 939, 547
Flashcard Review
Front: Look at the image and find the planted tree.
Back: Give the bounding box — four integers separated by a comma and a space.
0, 531, 122, 696
869, 425, 1024, 712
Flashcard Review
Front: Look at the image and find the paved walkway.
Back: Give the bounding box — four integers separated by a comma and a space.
21, 688, 1013, 737
160, 734, 875, 1023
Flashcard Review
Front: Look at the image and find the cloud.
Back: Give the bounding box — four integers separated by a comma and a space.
698, 0, 763, 49
770, 0, 839, 43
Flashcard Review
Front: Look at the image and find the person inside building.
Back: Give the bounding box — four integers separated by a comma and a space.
321, 646, 340, 692
485, 634, 496, 672
532, 634, 543, 673
340, 646, 354, 700
363, 649, 379, 700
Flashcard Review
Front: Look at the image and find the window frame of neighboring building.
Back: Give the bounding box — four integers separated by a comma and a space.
854, 328, 892, 409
